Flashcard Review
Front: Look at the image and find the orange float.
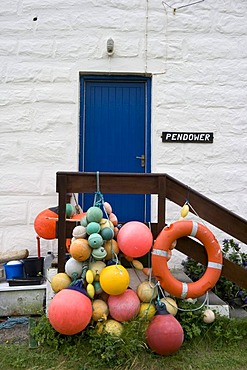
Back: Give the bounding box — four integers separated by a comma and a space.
34, 209, 85, 252
152, 220, 223, 299
70, 238, 92, 262
71, 212, 87, 221
34, 207, 59, 239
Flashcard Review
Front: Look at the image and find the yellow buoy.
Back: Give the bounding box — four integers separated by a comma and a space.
160, 297, 178, 316
132, 259, 144, 270
97, 319, 123, 336
99, 264, 130, 295
87, 283, 95, 299
86, 269, 94, 284
92, 299, 109, 322
180, 203, 189, 218
51, 273, 71, 293
89, 261, 106, 281
138, 302, 156, 320
137, 281, 158, 302
100, 218, 114, 230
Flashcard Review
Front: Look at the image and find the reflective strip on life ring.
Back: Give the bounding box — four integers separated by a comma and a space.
152, 220, 223, 299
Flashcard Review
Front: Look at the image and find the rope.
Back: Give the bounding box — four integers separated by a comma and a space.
156, 281, 209, 312
72, 193, 83, 214
187, 201, 208, 227
147, 221, 153, 269
166, 187, 205, 226
109, 244, 119, 265
96, 171, 100, 193
92, 172, 112, 226
0, 317, 29, 330
130, 264, 146, 284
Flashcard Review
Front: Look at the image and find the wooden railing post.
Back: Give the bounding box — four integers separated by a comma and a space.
157, 175, 166, 234
56, 174, 67, 272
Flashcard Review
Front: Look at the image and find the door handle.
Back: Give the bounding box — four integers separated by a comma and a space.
136, 154, 145, 167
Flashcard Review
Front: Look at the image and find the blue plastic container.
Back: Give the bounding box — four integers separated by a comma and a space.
4, 261, 24, 280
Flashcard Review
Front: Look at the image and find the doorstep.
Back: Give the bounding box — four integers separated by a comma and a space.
171, 269, 230, 317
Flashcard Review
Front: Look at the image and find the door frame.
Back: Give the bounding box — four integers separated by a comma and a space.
79, 74, 152, 174
79, 74, 152, 220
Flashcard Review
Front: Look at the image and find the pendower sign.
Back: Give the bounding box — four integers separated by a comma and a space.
161, 132, 214, 143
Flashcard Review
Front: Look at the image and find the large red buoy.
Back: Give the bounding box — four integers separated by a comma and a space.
34, 208, 86, 243
117, 221, 153, 258
34, 207, 59, 240
146, 305, 184, 356
48, 286, 92, 335
108, 289, 140, 322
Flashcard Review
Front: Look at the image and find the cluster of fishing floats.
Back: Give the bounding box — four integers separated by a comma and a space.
35, 199, 222, 356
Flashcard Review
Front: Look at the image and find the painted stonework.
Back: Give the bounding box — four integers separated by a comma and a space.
0, 1, 246, 265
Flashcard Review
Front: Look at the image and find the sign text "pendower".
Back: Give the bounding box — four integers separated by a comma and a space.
161, 132, 214, 143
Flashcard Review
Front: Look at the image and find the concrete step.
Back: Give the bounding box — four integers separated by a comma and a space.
172, 270, 226, 304
128, 268, 247, 318
229, 307, 247, 319
172, 269, 247, 318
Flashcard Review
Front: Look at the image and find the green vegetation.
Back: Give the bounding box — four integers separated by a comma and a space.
182, 238, 247, 309
1, 311, 247, 370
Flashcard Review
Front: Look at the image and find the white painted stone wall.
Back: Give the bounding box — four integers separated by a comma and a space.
0, 0, 246, 264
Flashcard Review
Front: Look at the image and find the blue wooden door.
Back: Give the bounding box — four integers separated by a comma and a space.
80, 76, 151, 222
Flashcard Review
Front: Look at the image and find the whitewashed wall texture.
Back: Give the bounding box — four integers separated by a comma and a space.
0, 0, 246, 264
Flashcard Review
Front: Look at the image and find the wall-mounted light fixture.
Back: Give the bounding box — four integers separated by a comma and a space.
107, 38, 114, 56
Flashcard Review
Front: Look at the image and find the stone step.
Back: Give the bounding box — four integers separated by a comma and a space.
172, 269, 247, 318
171, 270, 227, 304
229, 307, 247, 319
129, 268, 247, 319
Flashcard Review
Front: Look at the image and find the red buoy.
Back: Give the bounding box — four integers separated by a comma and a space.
108, 289, 140, 322
48, 288, 92, 335
146, 307, 184, 356
34, 207, 59, 240
117, 221, 153, 258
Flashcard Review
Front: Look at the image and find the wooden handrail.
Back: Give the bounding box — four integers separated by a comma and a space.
56, 172, 247, 289
166, 174, 247, 244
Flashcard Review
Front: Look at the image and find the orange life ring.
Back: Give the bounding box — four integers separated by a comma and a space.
152, 220, 223, 299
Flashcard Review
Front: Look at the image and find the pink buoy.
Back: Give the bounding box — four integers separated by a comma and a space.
48, 288, 92, 335
109, 212, 118, 226
146, 306, 184, 356
108, 289, 140, 322
117, 221, 153, 258
114, 227, 119, 238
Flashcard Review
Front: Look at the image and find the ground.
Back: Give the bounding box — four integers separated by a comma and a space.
0, 323, 29, 344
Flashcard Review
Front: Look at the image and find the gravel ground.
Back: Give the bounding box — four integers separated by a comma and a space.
0, 322, 29, 344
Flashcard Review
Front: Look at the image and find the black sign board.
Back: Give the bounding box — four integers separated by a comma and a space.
161, 132, 214, 143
